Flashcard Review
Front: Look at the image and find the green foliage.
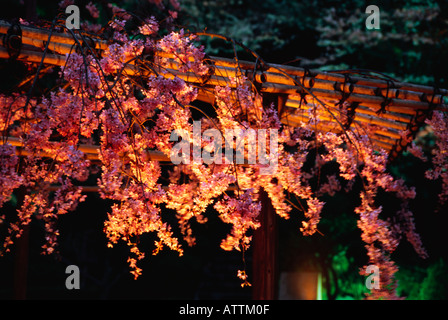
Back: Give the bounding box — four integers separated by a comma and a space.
397, 259, 448, 299
330, 248, 369, 300
181, 0, 323, 63
418, 259, 448, 299
181, 0, 448, 86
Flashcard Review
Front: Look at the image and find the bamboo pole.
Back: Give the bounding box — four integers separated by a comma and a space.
287, 110, 408, 131
285, 99, 413, 124
47, 185, 239, 192
21, 36, 75, 55
262, 83, 444, 111
287, 95, 419, 116
208, 55, 448, 96
0, 20, 108, 50
283, 111, 405, 140
1, 136, 169, 162
0, 47, 66, 66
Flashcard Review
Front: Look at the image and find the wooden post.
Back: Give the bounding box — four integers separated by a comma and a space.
252, 188, 278, 300
13, 224, 29, 300
252, 93, 280, 300
12, 187, 29, 300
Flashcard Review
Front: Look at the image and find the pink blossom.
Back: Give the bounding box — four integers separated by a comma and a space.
139, 17, 159, 36
214, 189, 261, 252
425, 111, 448, 204
0, 143, 23, 207
157, 29, 209, 76
86, 2, 100, 19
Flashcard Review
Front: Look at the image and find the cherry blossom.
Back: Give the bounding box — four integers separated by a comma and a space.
139, 17, 159, 36
425, 111, 448, 204
86, 2, 100, 19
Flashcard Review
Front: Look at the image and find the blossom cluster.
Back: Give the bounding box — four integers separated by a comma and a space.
425, 111, 448, 204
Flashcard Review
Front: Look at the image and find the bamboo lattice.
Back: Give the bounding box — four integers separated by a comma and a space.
1, 20, 447, 161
